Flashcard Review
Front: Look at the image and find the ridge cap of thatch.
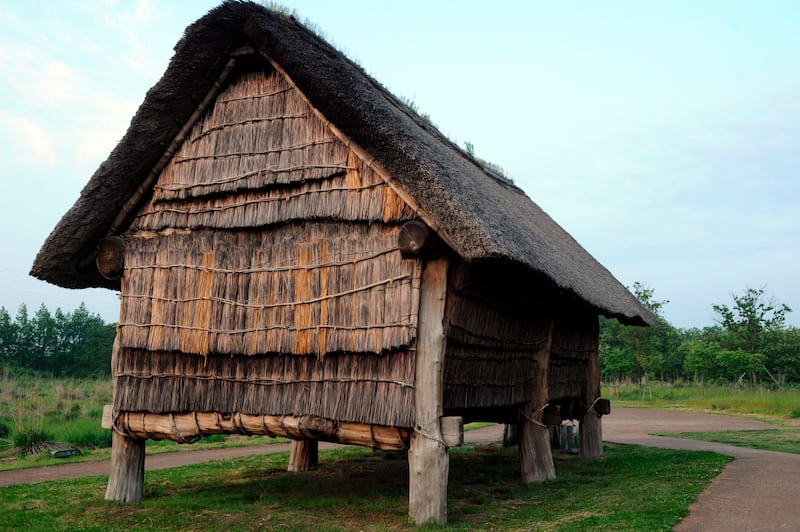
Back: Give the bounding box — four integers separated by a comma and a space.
30, 0, 655, 326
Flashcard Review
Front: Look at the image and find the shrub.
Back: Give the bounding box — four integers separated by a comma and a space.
0, 420, 11, 439
68, 428, 112, 449
14, 429, 55, 455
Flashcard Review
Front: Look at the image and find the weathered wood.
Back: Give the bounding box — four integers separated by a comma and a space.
519, 319, 556, 483
503, 423, 518, 448
105, 431, 145, 503
101, 404, 113, 429
580, 317, 603, 458
288, 439, 318, 472
112, 411, 411, 451
409, 257, 449, 525
440, 416, 463, 447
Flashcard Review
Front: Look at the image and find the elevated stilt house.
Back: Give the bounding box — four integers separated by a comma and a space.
31, 1, 654, 524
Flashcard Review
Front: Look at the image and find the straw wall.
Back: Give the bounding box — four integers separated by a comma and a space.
114, 68, 421, 427
442, 261, 550, 413
113, 348, 415, 426
548, 312, 599, 401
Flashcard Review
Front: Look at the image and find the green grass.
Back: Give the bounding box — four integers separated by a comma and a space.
605, 382, 800, 421
660, 429, 800, 455
0, 444, 730, 531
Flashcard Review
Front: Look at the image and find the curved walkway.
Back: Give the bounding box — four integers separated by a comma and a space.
2, 409, 799, 530
604, 408, 800, 531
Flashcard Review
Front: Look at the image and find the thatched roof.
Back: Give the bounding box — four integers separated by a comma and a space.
30, 1, 655, 326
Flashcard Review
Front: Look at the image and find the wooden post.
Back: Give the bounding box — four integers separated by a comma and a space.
518, 320, 556, 482
288, 440, 318, 472
104, 334, 146, 502
105, 431, 146, 502
580, 316, 603, 458
408, 257, 449, 525
502, 423, 518, 448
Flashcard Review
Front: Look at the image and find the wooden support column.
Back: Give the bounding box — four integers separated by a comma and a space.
288, 440, 318, 472
519, 320, 556, 483
105, 335, 146, 502
580, 316, 603, 458
408, 257, 449, 525
105, 431, 146, 502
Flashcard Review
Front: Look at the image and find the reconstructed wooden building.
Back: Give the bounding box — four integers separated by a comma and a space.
31, 2, 654, 524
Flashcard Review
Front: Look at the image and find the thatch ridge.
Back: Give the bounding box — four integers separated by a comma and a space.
30, 0, 654, 326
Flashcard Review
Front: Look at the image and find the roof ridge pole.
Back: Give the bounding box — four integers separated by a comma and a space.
408, 256, 449, 524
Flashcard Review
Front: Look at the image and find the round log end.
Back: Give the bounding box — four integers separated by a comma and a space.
96, 236, 125, 280
398, 220, 430, 254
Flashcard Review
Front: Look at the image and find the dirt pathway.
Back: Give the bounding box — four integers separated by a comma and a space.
2, 409, 799, 530
604, 408, 800, 531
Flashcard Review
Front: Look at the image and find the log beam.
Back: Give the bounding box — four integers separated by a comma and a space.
111, 411, 411, 451
408, 257, 449, 525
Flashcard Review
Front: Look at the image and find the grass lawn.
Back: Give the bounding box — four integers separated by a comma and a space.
604, 382, 800, 422
658, 429, 800, 455
0, 444, 730, 531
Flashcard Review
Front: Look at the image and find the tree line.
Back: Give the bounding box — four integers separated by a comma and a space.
601, 284, 799, 386
0, 303, 115, 377
1, 285, 797, 384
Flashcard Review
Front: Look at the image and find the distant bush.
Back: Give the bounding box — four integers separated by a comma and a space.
68, 428, 112, 449
14, 429, 55, 455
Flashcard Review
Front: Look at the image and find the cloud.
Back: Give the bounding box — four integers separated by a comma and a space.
0, 111, 57, 166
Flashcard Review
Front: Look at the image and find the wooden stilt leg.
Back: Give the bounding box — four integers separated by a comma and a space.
580, 316, 603, 458
105, 431, 145, 503
288, 439, 318, 472
408, 257, 449, 525
519, 319, 556, 482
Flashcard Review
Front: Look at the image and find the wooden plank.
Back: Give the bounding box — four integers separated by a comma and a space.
440, 416, 463, 447
101, 404, 113, 430
408, 257, 449, 525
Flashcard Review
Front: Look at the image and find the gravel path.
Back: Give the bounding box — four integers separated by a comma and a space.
2, 408, 799, 530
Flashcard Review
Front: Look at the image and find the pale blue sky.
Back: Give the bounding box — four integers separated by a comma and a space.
1, 1, 798, 328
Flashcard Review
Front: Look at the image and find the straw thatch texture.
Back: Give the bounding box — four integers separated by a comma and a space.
442, 261, 550, 412
117, 69, 421, 358
548, 312, 599, 401
113, 349, 415, 426
119, 224, 420, 356
130, 70, 413, 232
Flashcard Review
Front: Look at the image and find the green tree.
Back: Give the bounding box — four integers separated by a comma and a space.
599, 282, 678, 382
682, 336, 720, 383
712, 287, 791, 385
761, 327, 800, 384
